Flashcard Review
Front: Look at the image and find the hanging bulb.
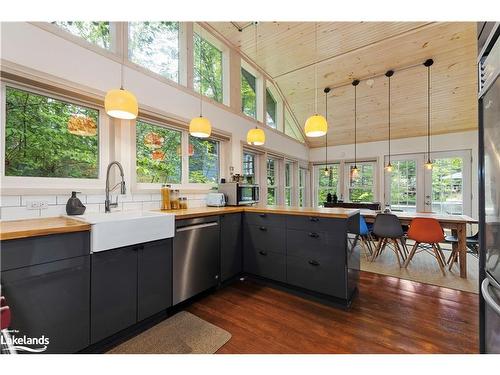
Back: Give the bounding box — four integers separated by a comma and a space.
351, 165, 359, 178
323, 166, 330, 176
385, 162, 393, 173
425, 159, 433, 170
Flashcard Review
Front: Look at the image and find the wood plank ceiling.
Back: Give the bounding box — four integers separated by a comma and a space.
207, 22, 478, 148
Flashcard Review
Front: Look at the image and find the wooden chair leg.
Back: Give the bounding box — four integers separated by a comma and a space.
403, 242, 419, 268
391, 239, 402, 267
432, 244, 446, 276
436, 243, 446, 265
371, 237, 386, 262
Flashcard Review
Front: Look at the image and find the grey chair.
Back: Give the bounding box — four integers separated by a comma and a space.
371, 213, 408, 267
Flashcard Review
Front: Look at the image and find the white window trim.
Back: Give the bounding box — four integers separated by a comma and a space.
1, 82, 110, 193
343, 160, 378, 203
242, 149, 260, 184
265, 81, 282, 131
266, 156, 280, 205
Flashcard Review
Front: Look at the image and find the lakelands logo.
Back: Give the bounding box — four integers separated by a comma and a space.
1, 329, 49, 353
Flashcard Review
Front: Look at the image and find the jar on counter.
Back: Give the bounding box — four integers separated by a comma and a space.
179, 197, 188, 209
161, 184, 171, 210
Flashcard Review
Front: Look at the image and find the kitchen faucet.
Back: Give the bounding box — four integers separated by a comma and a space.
105, 161, 126, 213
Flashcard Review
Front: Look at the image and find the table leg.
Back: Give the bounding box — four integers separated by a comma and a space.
451, 229, 458, 263
457, 224, 467, 278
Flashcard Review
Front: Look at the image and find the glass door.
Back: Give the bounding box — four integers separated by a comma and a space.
424, 150, 471, 216
384, 156, 421, 212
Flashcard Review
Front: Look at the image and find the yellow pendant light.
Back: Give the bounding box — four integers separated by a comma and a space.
305, 22, 328, 138
247, 127, 266, 146
423, 59, 434, 170
105, 54, 138, 120
190, 28, 212, 138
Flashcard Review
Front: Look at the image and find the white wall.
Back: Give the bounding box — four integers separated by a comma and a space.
309, 130, 479, 218
0, 22, 309, 219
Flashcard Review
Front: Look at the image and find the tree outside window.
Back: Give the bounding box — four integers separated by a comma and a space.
189, 136, 220, 184
136, 120, 182, 184
317, 164, 339, 206
285, 162, 292, 206
299, 168, 307, 207
267, 158, 278, 205
53, 22, 111, 49
128, 22, 179, 83
348, 162, 374, 202
241, 68, 257, 118
389, 160, 417, 212
5, 87, 99, 179
193, 33, 223, 103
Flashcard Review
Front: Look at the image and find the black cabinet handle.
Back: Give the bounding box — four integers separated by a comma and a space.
259, 226, 267, 231
259, 250, 268, 256
308, 260, 320, 266
259, 213, 267, 218
309, 217, 319, 222
308, 232, 319, 238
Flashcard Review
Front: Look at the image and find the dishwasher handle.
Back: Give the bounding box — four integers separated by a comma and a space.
176, 221, 219, 232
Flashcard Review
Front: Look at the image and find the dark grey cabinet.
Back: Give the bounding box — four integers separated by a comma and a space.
220, 213, 242, 282
137, 239, 172, 321
1, 232, 90, 354
91, 238, 172, 344
243, 246, 286, 282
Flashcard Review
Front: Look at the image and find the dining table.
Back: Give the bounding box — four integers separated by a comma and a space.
360, 209, 478, 279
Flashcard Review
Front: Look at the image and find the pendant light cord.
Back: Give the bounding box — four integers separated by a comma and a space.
325, 90, 328, 167
427, 64, 431, 162
388, 74, 391, 164
199, 30, 204, 117
354, 83, 357, 166
314, 22, 318, 114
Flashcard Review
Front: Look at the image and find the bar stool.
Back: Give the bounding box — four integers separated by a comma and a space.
371, 213, 408, 267
403, 218, 446, 275
350, 215, 375, 259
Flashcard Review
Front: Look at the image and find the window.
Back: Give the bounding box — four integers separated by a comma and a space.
242, 151, 257, 184
267, 158, 278, 205
431, 157, 464, 215
52, 22, 111, 49
241, 68, 257, 118
346, 162, 375, 202
194, 33, 223, 103
388, 159, 417, 212
266, 88, 277, 128
128, 22, 179, 83
4, 86, 99, 179
189, 136, 220, 184
316, 164, 339, 206
285, 109, 305, 143
299, 167, 307, 207
285, 162, 292, 206
136, 120, 182, 184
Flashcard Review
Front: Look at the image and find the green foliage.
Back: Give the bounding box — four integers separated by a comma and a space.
128, 22, 179, 82
136, 120, 182, 184
266, 89, 277, 128
349, 164, 374, 202
267, 188, 277, 205
53, 22, 110, 49
317, 164, 339, 205
188, 136, 219, 184
389, 160, 417, 210
5, 87, 99, 178
241, 68, 256, 118
431, 157, 463, 214
194, 33, 223, 103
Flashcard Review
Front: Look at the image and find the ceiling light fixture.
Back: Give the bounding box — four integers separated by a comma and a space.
351, 79, 360, 178
189, 27, 212, 138
385, 70, 394, 173
104, 50, 138, 120
424, 59, 434, 170
323, 87, 331, 176
246, 22, 266, 146
304, 23, 328, 138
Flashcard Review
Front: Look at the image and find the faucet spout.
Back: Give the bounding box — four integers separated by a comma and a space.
105, 161, 126, 213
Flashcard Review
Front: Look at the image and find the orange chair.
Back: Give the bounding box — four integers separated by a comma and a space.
403, 218, 447, 275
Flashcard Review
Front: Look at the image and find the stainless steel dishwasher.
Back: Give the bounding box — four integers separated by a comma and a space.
173, 216, 220, 305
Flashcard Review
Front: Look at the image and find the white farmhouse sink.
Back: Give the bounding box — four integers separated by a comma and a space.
74, 211, 175, 252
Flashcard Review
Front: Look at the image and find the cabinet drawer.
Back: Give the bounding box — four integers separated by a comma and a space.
1, 231, 90, 271
244, 247, 286, 283
286, 215, 346, 233
286, 255, 346, 299
286, 229, 346, 263
244, 224, 286, 254
244, 212, 285, 228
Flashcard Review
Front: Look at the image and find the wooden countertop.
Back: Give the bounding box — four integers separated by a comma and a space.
159, 205, 359, 220
0, 217, 91, 241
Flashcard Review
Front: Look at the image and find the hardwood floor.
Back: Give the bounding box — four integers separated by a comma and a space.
186, 271, 479, 353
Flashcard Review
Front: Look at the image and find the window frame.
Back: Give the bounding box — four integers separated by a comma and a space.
314, 163, 341, 207
266, 156, 280, 205
0, 82, 110, 192
343, 160, 377, 203
265, 81, 282, 131
240, 60, 263, 121
284, 160, 293, 206
242, 149, 259, 184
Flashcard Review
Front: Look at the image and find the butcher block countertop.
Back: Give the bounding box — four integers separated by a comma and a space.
161, 205, 360, 220
0, 217, 91, 241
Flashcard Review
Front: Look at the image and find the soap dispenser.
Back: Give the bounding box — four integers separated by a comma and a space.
66, 191, 86, 215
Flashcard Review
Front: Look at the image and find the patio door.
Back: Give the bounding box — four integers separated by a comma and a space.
423, 150, 472, 216
385, 150, 472, 216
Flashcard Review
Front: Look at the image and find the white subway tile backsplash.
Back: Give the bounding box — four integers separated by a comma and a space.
1, 206, 41, 220
21, 195, 57, 206
122, 202, 143, 211
56, 194, 86, 205
142, 201, 161, 210
117, 194, 134, 203
0, 195, 21, 207
40, 205, 66, 217
85, 194, 106, 204
84, 203, 100, 213
132, 194, 152, 202
151, 193, 161, 201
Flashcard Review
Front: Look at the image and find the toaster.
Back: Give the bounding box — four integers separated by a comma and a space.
206, 192, 226, 207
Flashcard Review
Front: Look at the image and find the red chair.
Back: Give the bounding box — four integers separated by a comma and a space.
403, 218, 447, 275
